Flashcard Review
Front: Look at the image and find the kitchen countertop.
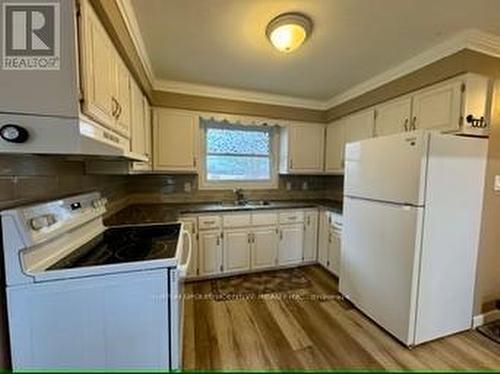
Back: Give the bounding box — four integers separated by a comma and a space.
104, 199, 342, 226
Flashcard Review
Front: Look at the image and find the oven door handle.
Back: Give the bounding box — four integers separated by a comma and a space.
178, 230, 192, 278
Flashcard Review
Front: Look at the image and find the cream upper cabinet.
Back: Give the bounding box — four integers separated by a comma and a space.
411, 80, 463, 132
223, 229, 251, 273
344, 109, 375, 144
303, 210, 319, 262
79, 0, 114, 128
324, 119, 345, 173
153, 109, 198, 172
375, 96, 412, 137
130, 79, 146, 156
113, 57, 131, 138
280, 123, 325, 174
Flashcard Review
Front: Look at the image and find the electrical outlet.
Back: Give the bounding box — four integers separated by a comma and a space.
184, 182, 192, 193
286, 181, 292, 191
495, 175, 500, 192
302, 181, 308, 190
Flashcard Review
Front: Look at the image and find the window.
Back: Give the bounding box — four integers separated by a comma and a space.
200, 121, 277, 189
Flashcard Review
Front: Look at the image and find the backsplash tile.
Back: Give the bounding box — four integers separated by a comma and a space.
0, 155, 344, 212
0, 156, 128, 211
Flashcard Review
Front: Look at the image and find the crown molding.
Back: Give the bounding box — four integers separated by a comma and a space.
325, 29, 500, 108
153, 80, 328, 110
115, 0, 155, 85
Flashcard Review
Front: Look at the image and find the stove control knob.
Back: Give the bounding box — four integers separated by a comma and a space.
0, 124, 29, 143
29, 214, 56, 231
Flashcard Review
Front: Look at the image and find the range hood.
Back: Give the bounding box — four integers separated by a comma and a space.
0, 112, 147, 162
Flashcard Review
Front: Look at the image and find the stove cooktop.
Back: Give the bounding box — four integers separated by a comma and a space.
48, 223, 181, 270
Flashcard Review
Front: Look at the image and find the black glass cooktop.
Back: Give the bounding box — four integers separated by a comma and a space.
48, 223, 181, 270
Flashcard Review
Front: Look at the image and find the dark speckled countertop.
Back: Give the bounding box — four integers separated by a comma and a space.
104, 199, 342, 226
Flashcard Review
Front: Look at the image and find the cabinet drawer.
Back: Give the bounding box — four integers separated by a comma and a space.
279, 211, 304, 224
198, 215, 221, 230
223, 214, 251, 228
252, 213, 278, 226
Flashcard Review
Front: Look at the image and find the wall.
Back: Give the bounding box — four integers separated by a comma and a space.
476, 78, 500, 314
127, 174, 343, 204
0, 155, 129, 213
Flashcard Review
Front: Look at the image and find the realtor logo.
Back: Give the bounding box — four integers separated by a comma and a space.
2, 2, 60, 70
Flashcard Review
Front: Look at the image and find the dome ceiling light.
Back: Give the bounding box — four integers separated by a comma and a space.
266, 13, 313, 53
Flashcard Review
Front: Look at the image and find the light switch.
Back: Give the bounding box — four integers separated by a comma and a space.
184, 182, 192, 193
302, 181, 308, 190
286, 182, 292, 191
494, 175, 500, 192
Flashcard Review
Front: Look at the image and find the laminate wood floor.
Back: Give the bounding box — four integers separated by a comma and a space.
182, 265, 500, 370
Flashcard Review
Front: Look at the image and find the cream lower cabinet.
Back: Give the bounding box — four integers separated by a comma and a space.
327, 230, 341, 276
317, 211, 330, 268
198, 230, 223, 276
223, 229, 251, 273
251, 227, 279, 269
303, 209, 319, 262
278, 224, 304, 266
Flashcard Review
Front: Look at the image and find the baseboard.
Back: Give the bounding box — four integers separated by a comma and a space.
473, 309, 500, 328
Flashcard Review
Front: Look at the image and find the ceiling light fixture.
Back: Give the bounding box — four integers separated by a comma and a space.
266, 13, 312, 53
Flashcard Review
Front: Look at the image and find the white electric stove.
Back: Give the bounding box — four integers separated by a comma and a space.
1, 192, 191, 370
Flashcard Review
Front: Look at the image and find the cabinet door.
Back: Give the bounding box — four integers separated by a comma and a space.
80, 1, 114, 128
180, 219, 198, 277
130, 79, 145, 155
325, 120, 345, 173
278, 224, 304, 266
289, 123, 325, 172
114, 58, 131, 138
344, 109, 375, 144
317, 211, 330, 267
143, 97, 152, 162
412, 81, 462, 132
327, 230, 341, 276
303, 210, 318, 262
375, 97, 412, 137
153, 109, 197, 171
223, 229, 251, 273
198, 231, 222, 276
252, 227, 278, 270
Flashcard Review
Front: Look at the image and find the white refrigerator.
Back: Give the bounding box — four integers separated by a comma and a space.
339, 131, 488, 346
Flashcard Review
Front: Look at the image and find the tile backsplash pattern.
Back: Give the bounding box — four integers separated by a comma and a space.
127, 174, 344, 204
0, 156, 343, 211
0, 156, 129, 210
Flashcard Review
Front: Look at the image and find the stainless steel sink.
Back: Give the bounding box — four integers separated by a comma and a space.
218, 201, 270, 208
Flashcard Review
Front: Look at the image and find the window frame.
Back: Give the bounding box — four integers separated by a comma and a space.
198, 122, 279, 190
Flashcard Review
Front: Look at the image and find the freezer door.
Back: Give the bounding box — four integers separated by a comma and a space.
344, 131, 429, 206
339, 197, 424, 345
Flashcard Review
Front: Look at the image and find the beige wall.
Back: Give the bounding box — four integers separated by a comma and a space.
475, 78, 500, 313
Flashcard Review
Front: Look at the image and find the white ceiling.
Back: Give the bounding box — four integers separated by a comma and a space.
129, 0, 500, 102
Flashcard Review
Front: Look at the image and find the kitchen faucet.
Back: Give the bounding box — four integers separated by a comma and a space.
234, 188, 246, 205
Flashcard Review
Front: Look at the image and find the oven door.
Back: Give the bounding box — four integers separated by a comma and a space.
169, 229, 192, 370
